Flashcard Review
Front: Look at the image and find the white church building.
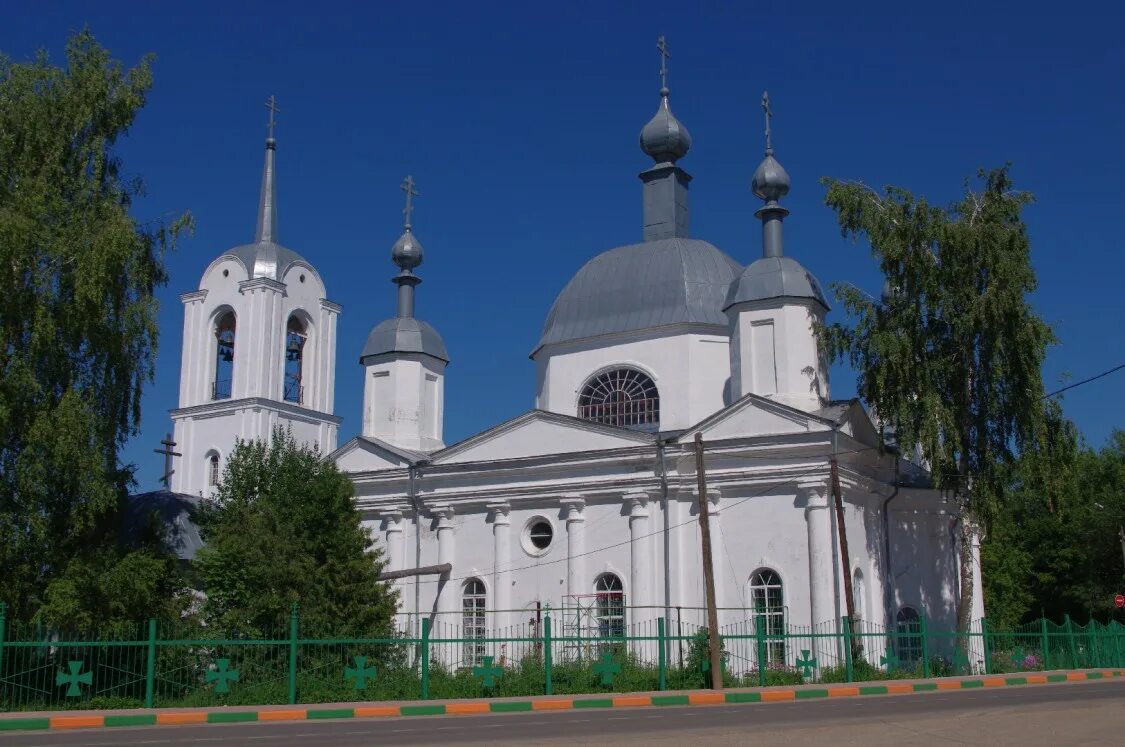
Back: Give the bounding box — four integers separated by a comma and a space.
166, 55, 981, 670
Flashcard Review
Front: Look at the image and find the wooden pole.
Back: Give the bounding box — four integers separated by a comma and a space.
831, 448, 858, 653
694, 433, 723, 689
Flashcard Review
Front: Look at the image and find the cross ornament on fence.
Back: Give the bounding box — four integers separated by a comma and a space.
700, 651, 729, 675
205, 658, 240, 694
1010, 646, 1028, 670
795, 649, 818, 677
472, 656, 503, 688
345, 655, 377, 690
56, 661, 92, 697
880, 646, 900, 672
951, 648, 970, 673
593, 651, 621, 686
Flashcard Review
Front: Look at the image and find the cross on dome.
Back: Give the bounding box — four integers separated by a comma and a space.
762, 91, 773, 155
401, 174, 419, 230
657, 35, 671, 94
265, 95, 280, 141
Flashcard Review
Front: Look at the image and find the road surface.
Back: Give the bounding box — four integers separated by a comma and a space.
6, 679, 1125, 746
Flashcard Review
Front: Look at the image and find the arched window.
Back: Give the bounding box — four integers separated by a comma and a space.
208, 453, 220, 487
895, 606, 922, 666
462, 579, 487, 666
750, 569, 786, 664
284, 315, 307, 404
595, 574, 625, 639
213, 311, 236, 400
577, 368, 659, 431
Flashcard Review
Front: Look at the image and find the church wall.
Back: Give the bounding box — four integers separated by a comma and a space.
728, 300, 827, 413
535, 328, 731, 431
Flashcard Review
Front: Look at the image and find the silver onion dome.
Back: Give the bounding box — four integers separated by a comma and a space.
640, 90, 692, 164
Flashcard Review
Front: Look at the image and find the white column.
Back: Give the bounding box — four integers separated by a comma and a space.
488, 502, 512, 629
384, 507, 405, 572
561, 497, 586, 603
801, 480, 834, 628
625, 493, 652, 619
969, 522, 985, 622
434, 504, 456, 625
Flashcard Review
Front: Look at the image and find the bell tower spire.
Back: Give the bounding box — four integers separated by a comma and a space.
255, 95, 281, 244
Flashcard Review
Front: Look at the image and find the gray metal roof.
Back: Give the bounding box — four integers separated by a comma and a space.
361, 316, 449, 363
226, 240, 309, 281
535, 237, 741, 354
127, 491, 205, 562
724, 255, 829, 311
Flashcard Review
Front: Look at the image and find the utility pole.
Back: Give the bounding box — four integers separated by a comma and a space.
830, 428, 858, 650
693, 433, 723, 689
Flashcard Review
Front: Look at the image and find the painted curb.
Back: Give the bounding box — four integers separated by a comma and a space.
0, 669, 1120, 732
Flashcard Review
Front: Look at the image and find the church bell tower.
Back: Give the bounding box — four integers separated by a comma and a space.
169, 97, 342, 495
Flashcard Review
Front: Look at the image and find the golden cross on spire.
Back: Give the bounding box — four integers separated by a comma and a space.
401, 175, 420, 228
657, 35, 671, 92
265, 95, 280, 140
762, 91, 773, 155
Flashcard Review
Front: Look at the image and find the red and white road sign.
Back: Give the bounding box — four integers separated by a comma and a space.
1115, 594, 1124, 609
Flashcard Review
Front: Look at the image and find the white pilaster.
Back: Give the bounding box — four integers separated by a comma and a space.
384, 507, 405, 572
488, 502, 512, 628
435, 504, 456, 622
561, 497, 586, 601
801, 480, 834, 628
625, 493, 652, 617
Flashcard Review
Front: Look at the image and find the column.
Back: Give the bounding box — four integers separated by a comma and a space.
625, 493, 652, 620
384, 507, 405, 572
488, 502, 512, 629
561, 497, 586, 603
434, 504, 456, 627
801, 479, 834, 637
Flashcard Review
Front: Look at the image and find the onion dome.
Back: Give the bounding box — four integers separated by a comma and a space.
751, 152, 790, 203
640, 90, 693, 164
391, 228, 424, 271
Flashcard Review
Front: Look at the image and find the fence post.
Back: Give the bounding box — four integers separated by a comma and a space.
1065, 614, 1077, 668
0, 602, 6, 684
544, 613, 553, 696
658, 617, 667, 691
842, 617, 854, 683
420, 617, 431, 700
1040, 617, 1050, 670
288, 602, 299, 705
920, 612, 930, 678
144, 618, 157, 708
756, 618, 766, 687
981, 618, 991, 675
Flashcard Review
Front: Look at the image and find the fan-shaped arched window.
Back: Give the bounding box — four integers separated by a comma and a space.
750, 569, 786, 664
283, 315, 307, 404
577, 368, 659, 431
463, 579, 487, 666
895, 606, 922, 666
208, 453, 220, 487
595, 574, 625, 639
213, 311, 236, 400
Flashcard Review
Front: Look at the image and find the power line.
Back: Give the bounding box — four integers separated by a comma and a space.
1042, 363, 1125, 400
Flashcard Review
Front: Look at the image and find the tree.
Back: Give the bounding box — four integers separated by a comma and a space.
195, 429, 398, 638
0, 31, 191, 625
820, 167, 1053, 636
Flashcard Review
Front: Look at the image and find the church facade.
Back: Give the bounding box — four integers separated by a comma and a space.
168, 55, 980, 671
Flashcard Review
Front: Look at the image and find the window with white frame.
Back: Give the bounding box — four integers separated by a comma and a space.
895, 606, 922, 666
208, 453, 220, 487
750, 568, 786, 664
577, 368, 659, 431
463, 579, 487, 667
595, 574, 625, 639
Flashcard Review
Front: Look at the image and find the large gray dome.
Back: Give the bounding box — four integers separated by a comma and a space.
361, 316, 448, 363
535, 238, 741, 354
724, 256, 829, 311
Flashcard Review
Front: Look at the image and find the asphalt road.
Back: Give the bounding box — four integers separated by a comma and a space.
6, 680, 1125, 746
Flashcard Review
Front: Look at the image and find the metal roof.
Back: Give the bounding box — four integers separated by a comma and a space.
226, 240, 308, 281
360, 316, 449, 363
534, 237, 741, 355
723, 255, 829, 311
127, 491, 205, 561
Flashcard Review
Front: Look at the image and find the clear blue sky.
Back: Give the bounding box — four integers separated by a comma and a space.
3, 1, 1122, 491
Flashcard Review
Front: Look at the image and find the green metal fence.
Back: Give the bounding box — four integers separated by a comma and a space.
2, 602, 1122, 711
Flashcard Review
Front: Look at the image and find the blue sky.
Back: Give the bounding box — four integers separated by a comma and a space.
3, 1, 1122, 490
